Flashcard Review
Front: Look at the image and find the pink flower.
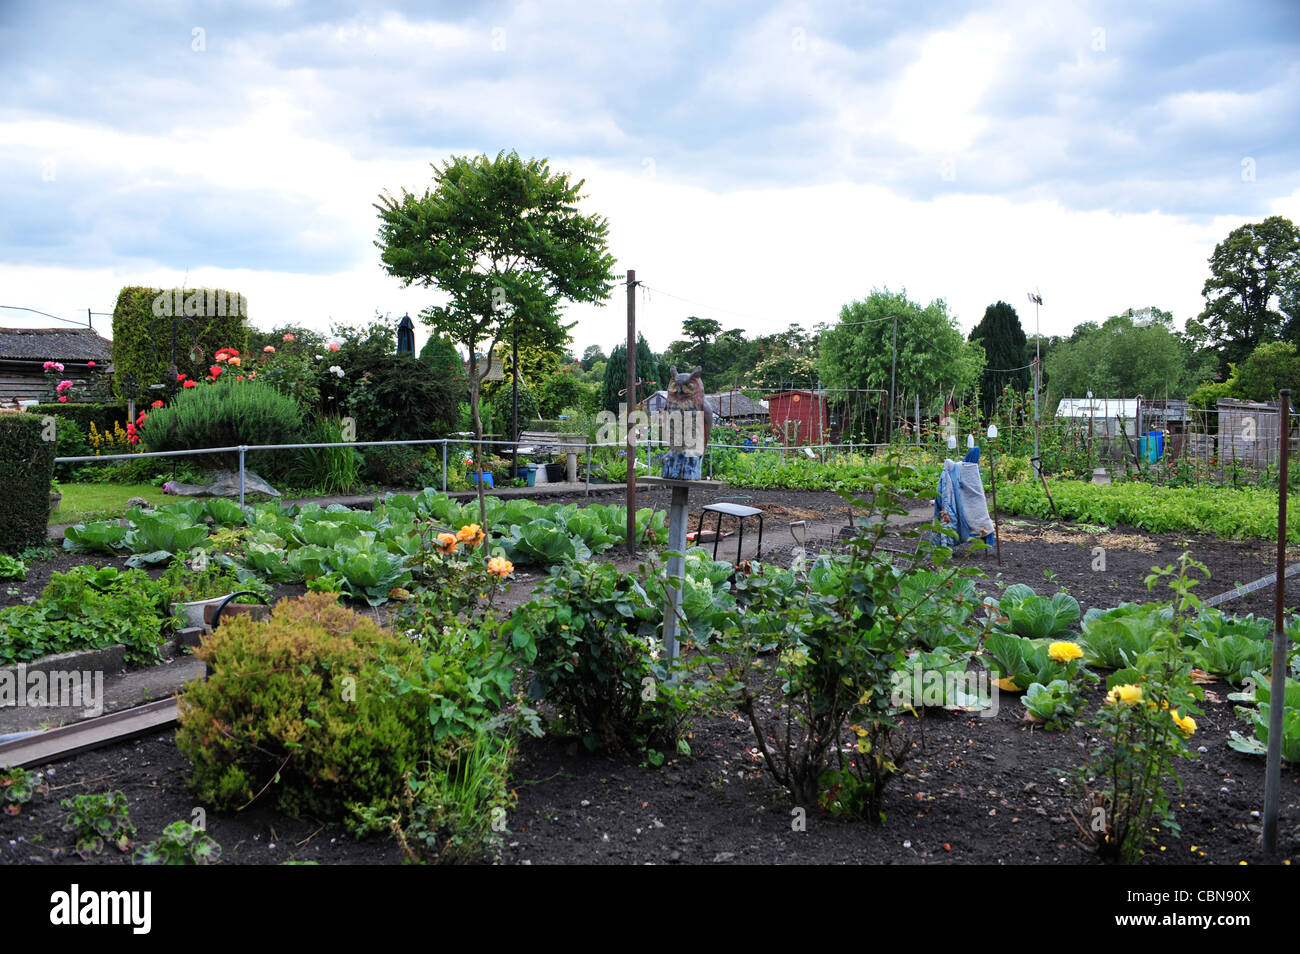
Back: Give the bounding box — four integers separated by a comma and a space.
227, 356, 241, 366
328, 342, 340, 352
282, 333, 295, 342
56, 380, 73, 392
57, 396, 67, 403
87, 361, 96, 367
264, 345, 275, 354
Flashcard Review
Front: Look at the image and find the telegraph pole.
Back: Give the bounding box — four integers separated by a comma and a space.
626, 269, 637, 556
889, 314, 898, 444
1029, 291, 1043, 470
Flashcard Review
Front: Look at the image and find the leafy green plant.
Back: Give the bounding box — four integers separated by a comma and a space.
62, 520, 131, 554
997, 480, 1300, 543
159, 556, 243, 603
123, 511, 211, 566
1227, 670, 1300, 762
61, 790, 135, 859
503, 560, 700, 754
0, 553, 25, 580
132, 820, 222, 865
713, 461, 985, 820
352, 731, 515, 864
1070, 554, 1205, 863
1, 766, 48, 815
1079, 604, 1167, 669
998, 584, 1081, 638
0, 565, 171, 665
1024, 680, 1083, 730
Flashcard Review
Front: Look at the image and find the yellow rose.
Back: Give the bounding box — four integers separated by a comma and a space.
436, 532, 458, 554
457, 523, 485, 546
1106, 684, 1144, 705
487, 556, 514, 578
1172, 711, 1197, 735
1048, 641, 1084, 664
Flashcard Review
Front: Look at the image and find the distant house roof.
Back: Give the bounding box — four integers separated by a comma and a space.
706, 391, 768, 418
0, 327, 113, 363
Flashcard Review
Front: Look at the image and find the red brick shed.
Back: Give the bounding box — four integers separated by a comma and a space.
765, 390, 827, 444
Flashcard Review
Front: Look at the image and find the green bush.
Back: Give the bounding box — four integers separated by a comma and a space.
365, 445, 423, 485
336, 354, 458, 442
110, 286, 249, 404
0, 414, 55, 553
138, 377, 303, 471
503, 560, 697, 753
283, 417, 363, 494
177, 592, 521, 853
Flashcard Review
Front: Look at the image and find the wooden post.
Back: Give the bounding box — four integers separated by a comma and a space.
626, 269, 637, 556
663, 483, 689, 669
1263, 388, 1291, 854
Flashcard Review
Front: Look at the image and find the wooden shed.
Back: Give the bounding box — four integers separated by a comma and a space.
765, 390, 828, 445
0, 327, 113, 404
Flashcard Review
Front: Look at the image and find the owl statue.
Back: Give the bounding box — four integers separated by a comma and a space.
660, 366, 712, 479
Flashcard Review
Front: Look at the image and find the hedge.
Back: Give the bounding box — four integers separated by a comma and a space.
32, 402, 129, 435
111, 286, 249, 403
0, 414, 55, 553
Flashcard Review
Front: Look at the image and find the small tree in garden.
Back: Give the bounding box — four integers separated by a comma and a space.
375, 151, 616, 524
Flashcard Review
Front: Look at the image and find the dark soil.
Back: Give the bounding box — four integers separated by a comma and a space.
3, 486, 1298, 865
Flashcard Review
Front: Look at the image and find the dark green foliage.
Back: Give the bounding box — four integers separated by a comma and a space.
1189, 216, 1300, 375
419, 334, 468, 403
968, 301, 1031, 415
601, 335, 662, 413
1228, 341, 1300, 402
110, 286, 249, 403
338, 353, 459, 441
0, 414, 55, 554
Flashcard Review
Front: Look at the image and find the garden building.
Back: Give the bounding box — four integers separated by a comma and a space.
765, 389, 828, 445
0, 327, 113, 405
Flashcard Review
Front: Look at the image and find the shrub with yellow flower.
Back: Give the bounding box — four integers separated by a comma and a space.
1105, 683, 1144, 705
436, 532, 458, 554
487, 556, 514, 578
1171, 710, 1196, 735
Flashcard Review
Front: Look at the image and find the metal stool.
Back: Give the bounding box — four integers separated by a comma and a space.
696, 502, 764, 563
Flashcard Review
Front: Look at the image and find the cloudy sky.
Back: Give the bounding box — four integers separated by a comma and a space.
2, 0, 1297, 359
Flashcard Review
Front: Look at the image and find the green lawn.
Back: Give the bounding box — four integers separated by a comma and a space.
51, 483, 198, 525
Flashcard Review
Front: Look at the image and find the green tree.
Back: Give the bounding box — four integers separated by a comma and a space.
1044, 309, 1202, 400
1228, 341, 1300, 403
968, 301, 1031, 415
818, 289, 984, 428
1187, 216, 1300, 374
580, 344, 606, 372
602, 335, 663, 413
375, 151, 615, 519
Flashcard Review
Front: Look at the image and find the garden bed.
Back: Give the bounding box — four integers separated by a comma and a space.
2, 486, 1296, 865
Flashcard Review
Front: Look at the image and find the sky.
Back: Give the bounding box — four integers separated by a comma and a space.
1, 0, 1298, 360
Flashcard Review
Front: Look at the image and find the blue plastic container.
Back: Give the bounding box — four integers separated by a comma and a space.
472, 471, 494, 488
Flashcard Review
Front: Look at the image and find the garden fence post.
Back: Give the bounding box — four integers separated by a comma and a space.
1263, 387, 1291, 855
238, 446, 246, 510
585, 443, 591, 496
442, 439, 448, 493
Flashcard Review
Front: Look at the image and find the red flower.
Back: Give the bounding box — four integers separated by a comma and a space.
58, 396, 67, 403
87, 361, 96, 367
209, 365, 222, 378
183, 380, 197, 388
177, 372, 187, 382
151, 400, 164, 409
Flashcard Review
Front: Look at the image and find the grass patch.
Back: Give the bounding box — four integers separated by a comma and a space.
51, 483, 198, 525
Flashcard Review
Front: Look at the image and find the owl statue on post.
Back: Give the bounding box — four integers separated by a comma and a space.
659, 365, 712, 480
